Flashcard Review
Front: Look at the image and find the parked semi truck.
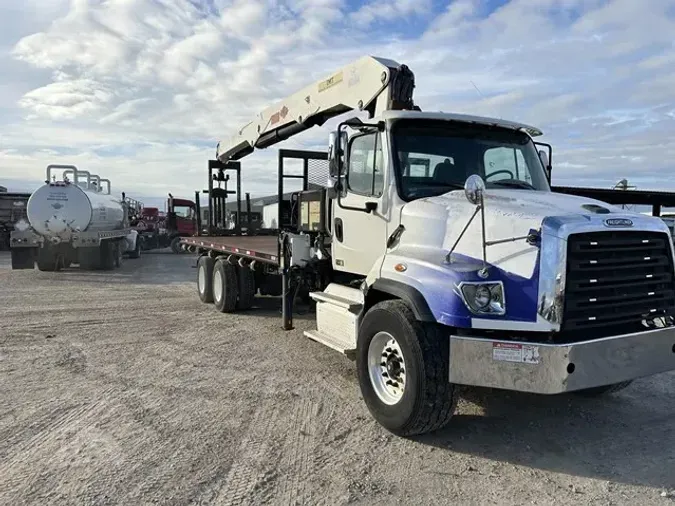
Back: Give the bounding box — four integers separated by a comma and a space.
126, 194, 197, 253
181, 55, 675, 436
1, 190, 31, 251
10, 164, 140, 271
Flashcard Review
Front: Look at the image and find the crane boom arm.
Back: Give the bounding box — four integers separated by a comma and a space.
216, 55, 417, 163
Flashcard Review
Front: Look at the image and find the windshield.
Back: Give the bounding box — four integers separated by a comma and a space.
391, 120, 550, 201
173, 205, 194, 219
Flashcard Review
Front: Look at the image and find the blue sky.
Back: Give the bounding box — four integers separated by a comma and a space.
1, 0, 674, 209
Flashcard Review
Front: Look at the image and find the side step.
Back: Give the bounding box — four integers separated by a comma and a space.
303, 283, 363, 359
304, 330, 356, 359
309, 292, 361, 310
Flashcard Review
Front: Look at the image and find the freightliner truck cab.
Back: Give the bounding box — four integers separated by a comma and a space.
210, 56, 675, 436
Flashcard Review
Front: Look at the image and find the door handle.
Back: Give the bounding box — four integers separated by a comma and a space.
334, 218, 343, 242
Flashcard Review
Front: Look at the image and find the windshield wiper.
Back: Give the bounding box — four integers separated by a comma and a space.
491, 179, 536, 190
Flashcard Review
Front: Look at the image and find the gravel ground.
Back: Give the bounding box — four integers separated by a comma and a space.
1, 249, 674, 506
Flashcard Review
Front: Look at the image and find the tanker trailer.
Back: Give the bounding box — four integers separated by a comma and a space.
9, 164, 139, 271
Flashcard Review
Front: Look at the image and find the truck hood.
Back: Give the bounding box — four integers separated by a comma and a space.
397, 189, 643, 279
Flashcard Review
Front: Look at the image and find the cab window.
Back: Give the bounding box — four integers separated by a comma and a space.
347, 133, 384, 196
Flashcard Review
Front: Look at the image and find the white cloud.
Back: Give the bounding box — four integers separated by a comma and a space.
351, 0, 432, 27
1, 0, 675, 204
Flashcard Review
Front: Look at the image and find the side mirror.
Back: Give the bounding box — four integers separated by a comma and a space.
464, 175, 486, 206
328, 130, 348, 177
538, 149, 551, 181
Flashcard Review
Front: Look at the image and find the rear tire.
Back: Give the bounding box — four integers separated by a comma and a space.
573, 380, 633, 397
36, 246, 60, 272
78, 246, 101, 270
197, 255, 215, 303
356, 300, 458, 437
237, 265, 256, 310
100, 241, 116, 270
114, 241, 123, 268
212, 259, 238, 313
128, 237, 141, 259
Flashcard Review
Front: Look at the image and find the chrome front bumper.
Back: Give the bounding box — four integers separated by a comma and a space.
449, 326, 675, 394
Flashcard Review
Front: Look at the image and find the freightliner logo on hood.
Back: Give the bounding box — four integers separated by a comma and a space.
604, 218, 633, 227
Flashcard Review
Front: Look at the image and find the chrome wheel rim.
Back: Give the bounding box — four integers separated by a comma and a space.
213, 270, 222, 302
367, 331, 406, 405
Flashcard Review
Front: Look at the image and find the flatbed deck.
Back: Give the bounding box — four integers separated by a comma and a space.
181, 235, 279, 264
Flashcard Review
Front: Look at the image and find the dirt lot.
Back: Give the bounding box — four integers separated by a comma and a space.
1, 250, 674, 505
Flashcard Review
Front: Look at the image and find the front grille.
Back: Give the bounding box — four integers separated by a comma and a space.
561, 231, 675, 340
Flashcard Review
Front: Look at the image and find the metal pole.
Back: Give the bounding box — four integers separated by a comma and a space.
278, 151, 284, 231
236, 164, 242, 233
246, 192, 252, 231
207, 164, 213, 235
281, 233, 293, 330
195, 190, 202, 236
303, 158, 309, 191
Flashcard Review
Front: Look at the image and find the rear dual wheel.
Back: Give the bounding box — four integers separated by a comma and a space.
199, 255, 256, 310
197, 255, 214, 303
213, 259, 238, 312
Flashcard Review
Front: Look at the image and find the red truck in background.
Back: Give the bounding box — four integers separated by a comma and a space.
126, 194, 197, 254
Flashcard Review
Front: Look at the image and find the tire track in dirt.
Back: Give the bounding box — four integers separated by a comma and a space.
0, 389, 117, 504
269, 396, 321, 506
200, 395, 286, 506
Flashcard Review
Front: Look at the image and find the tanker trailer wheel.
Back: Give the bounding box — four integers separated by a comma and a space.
212, 258, 238, 313
356, 300, 458, 437
100, 241, 116, 270
170, 236, 184, 254
114, 240, 123, 268
128, 236, 142, 259
36, 246, 60, 272
197, 255, 215, 303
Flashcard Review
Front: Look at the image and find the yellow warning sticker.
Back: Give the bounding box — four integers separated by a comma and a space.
318, 71, 343, 92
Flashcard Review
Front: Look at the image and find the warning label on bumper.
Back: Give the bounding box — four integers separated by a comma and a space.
492, 342, 540, 364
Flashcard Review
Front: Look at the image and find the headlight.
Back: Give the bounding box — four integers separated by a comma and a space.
459, 282, 505, 315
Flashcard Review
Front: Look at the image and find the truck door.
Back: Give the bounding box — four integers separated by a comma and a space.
332, 131, 388, 276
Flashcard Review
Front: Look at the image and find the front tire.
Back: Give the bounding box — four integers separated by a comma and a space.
356, 300, 458, 437
170, 236, 183, 254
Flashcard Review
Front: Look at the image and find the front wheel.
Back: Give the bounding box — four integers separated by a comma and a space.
356, 300, 458, 437
170, 236, 183, 254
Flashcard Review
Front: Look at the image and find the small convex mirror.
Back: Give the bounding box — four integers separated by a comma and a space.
464, 174, 486, 206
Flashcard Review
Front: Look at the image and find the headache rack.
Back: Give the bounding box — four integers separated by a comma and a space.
560, 230, 675, 342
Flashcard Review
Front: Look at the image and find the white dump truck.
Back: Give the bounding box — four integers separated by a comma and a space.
10, 164, 141, 271
182, 55, 675, 436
